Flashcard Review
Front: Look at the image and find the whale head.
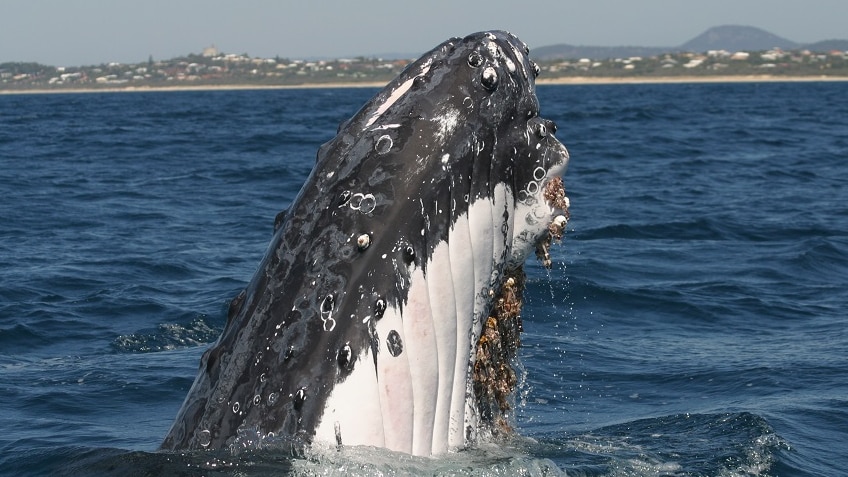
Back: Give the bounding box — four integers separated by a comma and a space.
162, 30, 570, 456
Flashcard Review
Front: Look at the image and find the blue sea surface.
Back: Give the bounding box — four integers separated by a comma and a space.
1, 82, 846, 476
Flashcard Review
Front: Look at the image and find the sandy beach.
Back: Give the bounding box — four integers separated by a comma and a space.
0, 82, 388, 95
1, 75, 846, 95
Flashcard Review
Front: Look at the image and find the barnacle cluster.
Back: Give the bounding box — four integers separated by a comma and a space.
472, 268, 526, 435
536, 177, 570, 268
473, 176, 570, 435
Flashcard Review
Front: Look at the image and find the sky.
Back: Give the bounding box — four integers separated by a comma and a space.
2, 0, 846, 66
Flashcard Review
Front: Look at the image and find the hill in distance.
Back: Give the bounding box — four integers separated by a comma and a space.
680, 25, 797, 51
532, 25, 848, 60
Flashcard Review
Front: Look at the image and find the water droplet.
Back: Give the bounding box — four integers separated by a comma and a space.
467, 51, 483, 67
481, 67, 498, 91
517, 190, 529, 203
232, 401, 240, 413
198, 429, 212, 447
349, 193, 363, 210
321, 294, 335, 315
268, 392, 279, 405
387, 330, 403, 357
533, 167, 547, 181
374, 298, 387, 318
359, 194, 376, 214
356, 233, 371, 251
320, 294, 337, 331
375, 135, 393, 154
253, 394, 261, 406
285, 345, 294, 361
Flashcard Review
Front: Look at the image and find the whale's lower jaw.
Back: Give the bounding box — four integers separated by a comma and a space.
311, 181, 562, 456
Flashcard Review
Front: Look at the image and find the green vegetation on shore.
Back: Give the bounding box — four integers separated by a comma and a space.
2, 46, 847, 92
540, 48, 848, 79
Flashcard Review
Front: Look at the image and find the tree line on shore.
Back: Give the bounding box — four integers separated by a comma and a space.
2, 46, 847, 91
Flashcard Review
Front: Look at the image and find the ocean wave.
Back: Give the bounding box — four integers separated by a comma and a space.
112, 317, 220, 353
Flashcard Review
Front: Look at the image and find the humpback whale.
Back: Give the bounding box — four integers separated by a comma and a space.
162, 30, 570, 456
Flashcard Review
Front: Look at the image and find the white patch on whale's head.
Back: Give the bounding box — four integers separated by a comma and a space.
433, 105, 462, 144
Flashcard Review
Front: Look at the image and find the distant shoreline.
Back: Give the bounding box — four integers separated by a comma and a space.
0, 82, 387, 95
2, 75, 847, 95
537, 75, 848, 85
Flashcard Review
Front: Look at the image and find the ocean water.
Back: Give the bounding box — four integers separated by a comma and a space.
1, 81, 846, 476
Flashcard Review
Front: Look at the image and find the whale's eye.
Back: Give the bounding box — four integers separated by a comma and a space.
481, 67, 498, 91
467, 51, 484, 68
